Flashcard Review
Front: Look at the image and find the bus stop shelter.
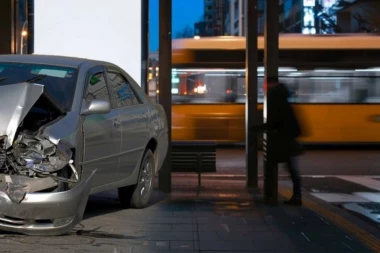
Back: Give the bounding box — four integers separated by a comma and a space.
0, 0, 281, 203
157, 0, 280, 204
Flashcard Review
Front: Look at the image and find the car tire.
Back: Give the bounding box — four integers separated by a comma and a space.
118, 149, 155, 209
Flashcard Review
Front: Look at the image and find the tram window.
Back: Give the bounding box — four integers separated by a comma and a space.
281, 70, 380, 103
171, 69, 260, 104
171, 68, 380, 104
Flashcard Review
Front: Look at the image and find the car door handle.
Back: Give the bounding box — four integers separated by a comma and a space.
113, 119, 121, 127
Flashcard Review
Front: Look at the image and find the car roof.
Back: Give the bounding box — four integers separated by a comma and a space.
0, 54, 111, 68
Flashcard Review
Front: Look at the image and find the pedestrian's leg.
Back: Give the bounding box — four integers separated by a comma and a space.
287, 157, 302, 198
284, 157, 302, 205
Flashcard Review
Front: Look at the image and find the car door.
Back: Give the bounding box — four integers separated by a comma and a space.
105, 67, 149, 179
81, 66, 122, 187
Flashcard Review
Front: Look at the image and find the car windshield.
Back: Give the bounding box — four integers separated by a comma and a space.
0, 62, 78, 111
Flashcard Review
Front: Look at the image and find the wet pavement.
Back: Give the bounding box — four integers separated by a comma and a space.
1, 149, 380, 252
216, 148, 380, 231
303, 177, 379, 194
0, 174, 378, 253
300, 176, 380, 228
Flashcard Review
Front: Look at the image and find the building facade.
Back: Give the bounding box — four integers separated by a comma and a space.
194, 20, 210, 37
223, 0, 379, 35
334, 0, 380, 33
281, 0, 303, 33
203, 0, 228, 36
225, 0, 245, 36
282, 0, 380, 34
224, 0, 265, 36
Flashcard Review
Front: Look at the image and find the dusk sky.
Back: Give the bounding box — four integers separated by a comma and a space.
149, 0, 204, 52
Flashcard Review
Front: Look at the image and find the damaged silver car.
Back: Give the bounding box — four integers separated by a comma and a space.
0, 55, 168, 235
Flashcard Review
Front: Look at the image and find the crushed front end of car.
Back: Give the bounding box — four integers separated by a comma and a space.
0, 82, 95, 235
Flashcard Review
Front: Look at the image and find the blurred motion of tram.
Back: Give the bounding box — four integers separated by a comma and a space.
153, 34, 380, 145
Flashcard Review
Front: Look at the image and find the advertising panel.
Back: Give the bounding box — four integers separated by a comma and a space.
34, 0, 146, 86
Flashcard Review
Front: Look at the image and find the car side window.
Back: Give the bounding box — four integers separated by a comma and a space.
85, 71, 111, 105
107, 71, 141, 108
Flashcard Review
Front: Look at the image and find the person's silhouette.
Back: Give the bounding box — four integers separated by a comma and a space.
252, 82, 304, 205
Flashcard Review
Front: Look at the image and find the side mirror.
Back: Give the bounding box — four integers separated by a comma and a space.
81, 99, 111, 115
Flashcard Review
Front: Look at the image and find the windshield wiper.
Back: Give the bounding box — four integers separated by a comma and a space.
0, 77, 8, 82
24, 74, 47, 83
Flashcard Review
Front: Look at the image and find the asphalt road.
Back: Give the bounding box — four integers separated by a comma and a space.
215, 148, 380, 176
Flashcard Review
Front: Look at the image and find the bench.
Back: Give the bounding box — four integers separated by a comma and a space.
171, 141, 217, 187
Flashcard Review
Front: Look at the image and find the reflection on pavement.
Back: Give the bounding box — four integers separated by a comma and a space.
302, 176, 380, 226
343, 202, 380, 224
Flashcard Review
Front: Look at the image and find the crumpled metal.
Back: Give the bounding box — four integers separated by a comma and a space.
0, 83, 44, 149
5, 182, 26, 204
0, 180, 27, 204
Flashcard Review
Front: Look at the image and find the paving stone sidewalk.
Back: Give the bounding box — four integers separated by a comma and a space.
0, 175, 374, 252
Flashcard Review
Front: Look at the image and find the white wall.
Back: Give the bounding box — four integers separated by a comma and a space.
34, 0, 142, 85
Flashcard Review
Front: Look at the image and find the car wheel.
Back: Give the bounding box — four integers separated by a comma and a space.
118, 149, 155, 209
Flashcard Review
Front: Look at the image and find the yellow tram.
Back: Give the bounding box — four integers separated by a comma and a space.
167, 34, 380, 144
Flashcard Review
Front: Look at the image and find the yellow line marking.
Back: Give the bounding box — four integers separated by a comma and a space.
280, 189, 380, 252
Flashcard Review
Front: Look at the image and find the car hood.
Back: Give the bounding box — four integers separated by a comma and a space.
0, 83, 65, 149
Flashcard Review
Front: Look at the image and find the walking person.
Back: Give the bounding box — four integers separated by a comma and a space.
252, 81, 304, 205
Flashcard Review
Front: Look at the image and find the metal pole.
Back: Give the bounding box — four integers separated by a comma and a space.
141, 0, 149, 94
27, 0, 34, 54
0, 0, 16, 54
263, 0, 279, 204
20, 21, 27, 54
158, 0, 172, 193
230, 0, 234, 35
11, 0, 16, 54
238, 0, 243, 36
245, 0, 258, 189
14, 0, 20, 54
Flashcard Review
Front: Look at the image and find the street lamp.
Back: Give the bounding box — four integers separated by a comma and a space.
20, 21, 28, 54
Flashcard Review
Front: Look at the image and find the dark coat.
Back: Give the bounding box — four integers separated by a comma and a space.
253, 83, 303, 162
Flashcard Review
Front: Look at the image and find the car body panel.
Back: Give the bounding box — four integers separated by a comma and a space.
118, 104, 149, 178
0, 83, 44, 148
82, 109, 121, 187
0, 170, 96, 236
148, 103, 169, 173
79, 64, 122, 187
114, 66, 169, 173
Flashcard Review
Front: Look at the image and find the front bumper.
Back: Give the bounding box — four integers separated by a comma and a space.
0, 170, 96, 235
